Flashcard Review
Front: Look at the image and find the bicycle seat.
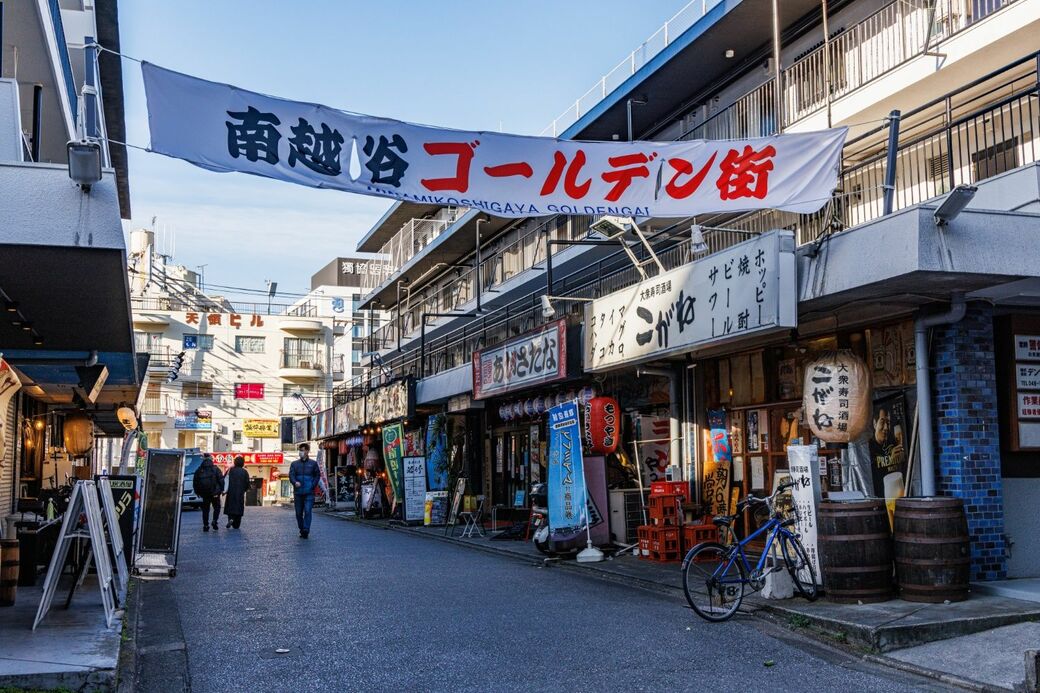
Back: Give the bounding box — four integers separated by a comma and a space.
712, 515, 733, 527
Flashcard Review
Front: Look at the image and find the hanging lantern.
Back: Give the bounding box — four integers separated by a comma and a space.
63, 411, 95, 457
499, 404, 512, 422
584, 396, 620, 455
803, 350, 871, 443
338, 439, 349, 455
533, 397, 546, 415
512, 401, 524, 419
524, 399, 536, 417
578, 385, 598, 403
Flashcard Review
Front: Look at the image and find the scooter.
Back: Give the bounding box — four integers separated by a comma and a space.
529, 483, 583, 556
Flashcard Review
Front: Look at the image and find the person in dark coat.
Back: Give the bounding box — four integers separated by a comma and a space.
224, 455, 250, 529
289, 443, 320, 538
192, 454, 225, 532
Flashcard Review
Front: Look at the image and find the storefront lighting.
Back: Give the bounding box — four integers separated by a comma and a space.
34, 418, 45, 431
4, 301, 17, 312
67, 139, 103, 191
21, 321, 32, 332
933, 184, 978, 226
63, 411, 95, 457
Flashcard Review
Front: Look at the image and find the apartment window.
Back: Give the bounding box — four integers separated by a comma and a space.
234, 383, 265, 400
233, 430, 243, 445
351, 294, 362, 313
183, 334, 214, 350
182, 381, 213, 400
235, 336, 266, 354
352, 323, 365, 339
134, 332, 160, 354
283, 337, 319, 368
352, 350, 363, 366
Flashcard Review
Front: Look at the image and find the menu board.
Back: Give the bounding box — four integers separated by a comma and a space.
139, 450, 185, 554
402, 456, 428, 523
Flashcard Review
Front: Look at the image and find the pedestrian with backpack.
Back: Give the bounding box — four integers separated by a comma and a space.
192, 453, 225, 532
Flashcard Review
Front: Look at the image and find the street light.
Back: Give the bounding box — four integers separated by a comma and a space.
934, 185, 978, 226
67, 140, 102, 191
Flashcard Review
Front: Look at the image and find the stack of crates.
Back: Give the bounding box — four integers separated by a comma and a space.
637, 481, 687, 562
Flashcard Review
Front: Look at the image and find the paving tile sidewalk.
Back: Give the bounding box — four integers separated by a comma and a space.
0, 577, 123, 692
329, 510, 1040, 690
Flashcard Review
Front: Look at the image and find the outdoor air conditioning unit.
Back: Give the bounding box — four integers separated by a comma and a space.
298, 360, 312, 369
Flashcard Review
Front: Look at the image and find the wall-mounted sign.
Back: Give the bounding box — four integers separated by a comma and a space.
473, 319, 567, 400
367, 379, 414, 424
184, 311, 265, 329
174, 409, 212, 431
584, 231, 797, 372
1015, 335, 1040, 361
292, 417, 309, 443
212, 452, 284, 466
242, 418, 280, 438
1017, 363, 1040, 390
234, 383, 265, 400
309, 408, 335, 439
1018, 393, 1040, 419
334, 402, 357, 435
339, 258, 393, 283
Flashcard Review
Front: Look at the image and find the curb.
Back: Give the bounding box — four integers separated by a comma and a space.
328, 511, 1004, 691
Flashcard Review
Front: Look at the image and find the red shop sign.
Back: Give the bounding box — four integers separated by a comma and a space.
212, 451, 285, 466
584, 396, 620, 455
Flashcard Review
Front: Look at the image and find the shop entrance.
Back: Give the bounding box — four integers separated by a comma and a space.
493, 428, 533, 509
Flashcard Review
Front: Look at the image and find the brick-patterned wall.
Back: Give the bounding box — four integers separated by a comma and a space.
931, 303, 1007, 581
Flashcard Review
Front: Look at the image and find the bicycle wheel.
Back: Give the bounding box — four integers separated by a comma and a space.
682, 542, 746, 622
780, 534, 819, 601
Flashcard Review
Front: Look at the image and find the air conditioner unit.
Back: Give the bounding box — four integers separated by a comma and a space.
298, 360, 312, 369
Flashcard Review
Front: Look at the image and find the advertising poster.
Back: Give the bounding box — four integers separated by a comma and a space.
548, 401, 587, 541
869, 391, 908, 518
382, 423, 405, 504
786, 445, 823, 585
638, 414, 671, 483
402, 456, 428, 523
701, 410, 732, 516
425, 414, 449, 491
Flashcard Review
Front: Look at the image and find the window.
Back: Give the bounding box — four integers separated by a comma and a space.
352, 323, 365, 339
351, 294, 361, 313
234, 383, 265, 400
972, 137, 1019, 182
134, 332, 160, 353
183, 334, 214, 350
233, 430, 243, 445
235, 336, 265, 354
182, 381, 213, 400
352, 350, 363, 366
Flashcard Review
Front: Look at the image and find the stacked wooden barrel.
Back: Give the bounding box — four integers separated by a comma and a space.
0, 539, 18, 606
818, 500, 894, 603
893, 497, 970, 603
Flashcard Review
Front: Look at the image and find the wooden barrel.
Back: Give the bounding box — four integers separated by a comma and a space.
817, 500, 894, 603
894, 497, 970, 603
0, 540, 19, 607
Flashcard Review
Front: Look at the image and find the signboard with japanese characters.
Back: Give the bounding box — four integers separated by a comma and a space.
472, 319, 567, 400
242, 418, 280, 438
367, 379, 414, 425
339, 258, 393, 283
1017, 393, 1040, 419
785, 445, 823, 585
212, 452, 284, 466
1009, 327, 1040, 449
143, 63, 846, 219
803, 351, 871, 443
184, 311, 265, 329
174, 409, 212, 431
1014, 335, 1040, 361
585, 231, 797, 372
1017, 364, 1040, 390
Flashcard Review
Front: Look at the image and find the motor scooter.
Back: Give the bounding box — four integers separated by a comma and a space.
529, 482, 583, 556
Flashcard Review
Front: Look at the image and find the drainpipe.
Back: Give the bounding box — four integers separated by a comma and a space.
915, 293, 966, 497
637, 367, 681, 472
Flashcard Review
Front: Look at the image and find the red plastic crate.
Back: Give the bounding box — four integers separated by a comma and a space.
650, 480, 688, 498
648, 494, 682, 526
683, 523, 718, 551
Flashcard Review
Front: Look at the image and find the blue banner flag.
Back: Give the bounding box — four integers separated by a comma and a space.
548, 401, 587, 540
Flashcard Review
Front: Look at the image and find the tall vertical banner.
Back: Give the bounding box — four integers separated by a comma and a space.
547, 401, 587, 541
142, 63, 846, 219
703, 409, 732, 516
786, 445, 823, 585
425, 414, 449, 491
382, 423, 405, 505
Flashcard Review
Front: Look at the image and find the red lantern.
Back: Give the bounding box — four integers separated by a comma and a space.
584, 396, 620, 455
338, 439, 349, 455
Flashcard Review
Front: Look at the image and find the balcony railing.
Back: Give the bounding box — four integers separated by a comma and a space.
131, 296, 318, 317
366, 208, 467, 292
281, 348, 325, 371
357, 51, 1040, 385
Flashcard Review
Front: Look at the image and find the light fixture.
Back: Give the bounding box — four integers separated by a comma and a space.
34, 418, 45, 431
67, 139, 103, 191
63, 411, 95, 457
117, 405, 138, 431
541, 295, 594, 320
33, 335, 44, 346
725, 49, 736, 58
4, 301, 17, 312
21, 321, 31, 332
934, 184, 978, 226
588, 215, 634, 239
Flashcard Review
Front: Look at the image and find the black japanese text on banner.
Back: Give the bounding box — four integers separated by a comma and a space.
142, 63, 848, 219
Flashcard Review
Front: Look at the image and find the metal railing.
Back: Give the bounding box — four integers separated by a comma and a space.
366, 208, 467, 291
281, 347, 325, 371
358, 52, 1040, 385
681, 80, 778, 142
131, 296, 318, 317
539, 0, 724, 136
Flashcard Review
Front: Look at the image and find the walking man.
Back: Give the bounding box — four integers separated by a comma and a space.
192, 453, 225, 532
224, 455, 250, 529
289, 443, 320, 538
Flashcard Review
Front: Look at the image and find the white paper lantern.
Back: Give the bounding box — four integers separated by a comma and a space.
802, 350, 871, 444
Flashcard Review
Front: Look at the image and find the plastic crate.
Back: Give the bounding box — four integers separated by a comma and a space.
650, 480, 688, 498
683, 523, 718, 551
637, 525, 652, 556
648, 494, 681, 526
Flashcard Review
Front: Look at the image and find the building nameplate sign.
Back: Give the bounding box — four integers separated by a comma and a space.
472, 319, 567, 400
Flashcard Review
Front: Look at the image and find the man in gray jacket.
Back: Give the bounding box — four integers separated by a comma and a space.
288, 443, 320, 538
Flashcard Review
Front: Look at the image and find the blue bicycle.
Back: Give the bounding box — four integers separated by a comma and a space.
682, 481, 818, 622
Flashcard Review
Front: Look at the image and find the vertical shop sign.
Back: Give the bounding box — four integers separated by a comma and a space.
548, 401, 587, 540
786, 445, 823, 585
638, 415, 671, 483
703, 410, 732, 516
382, 423, 405, 504
425, 414, 449, 491
402, 456, 428, 523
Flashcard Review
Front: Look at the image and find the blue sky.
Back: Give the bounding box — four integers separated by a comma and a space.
119, 1, 684, 296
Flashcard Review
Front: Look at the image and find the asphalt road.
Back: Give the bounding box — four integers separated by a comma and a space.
155, 507, 945, 692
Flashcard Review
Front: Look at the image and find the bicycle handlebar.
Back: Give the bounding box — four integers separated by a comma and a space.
737, 481, 795, 514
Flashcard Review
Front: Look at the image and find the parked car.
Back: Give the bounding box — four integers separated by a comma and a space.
180, 449, 205, 510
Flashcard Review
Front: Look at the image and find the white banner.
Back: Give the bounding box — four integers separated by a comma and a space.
143, 63, 847, 219
584, 230, 797, 371
785, 445, 823, 586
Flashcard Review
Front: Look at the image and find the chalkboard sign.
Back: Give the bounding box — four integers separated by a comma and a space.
95, 474, 138, 563
334, 467, 357, 505
402, 457, 427, 524
138, 450, 185, 554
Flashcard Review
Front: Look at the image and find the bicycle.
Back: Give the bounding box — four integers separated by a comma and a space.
682, 481, 818, 622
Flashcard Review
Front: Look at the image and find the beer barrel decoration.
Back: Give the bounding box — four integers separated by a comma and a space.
893, 497, 971, 603
803, 350, 870, 443
817, 500, 894, 603
0, 539, 19, 607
